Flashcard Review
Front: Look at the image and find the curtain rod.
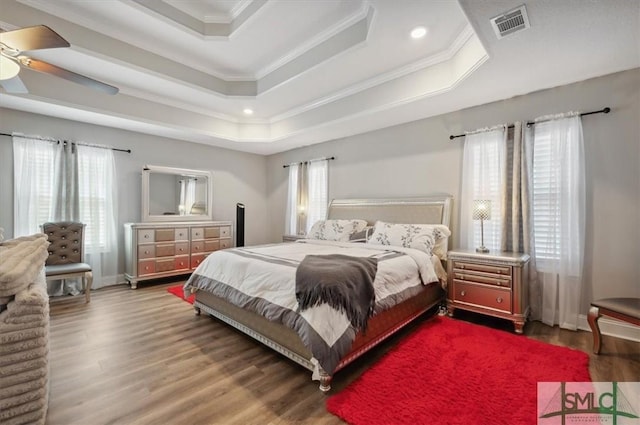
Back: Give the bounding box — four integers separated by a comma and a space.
283, 156, 335, 168
0, 132, 132, 153
448, 107, 610, 140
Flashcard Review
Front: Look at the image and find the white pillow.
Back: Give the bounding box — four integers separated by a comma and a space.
307, 219, 368, 242
367, 221, 437, 254
423, 224, 451, 260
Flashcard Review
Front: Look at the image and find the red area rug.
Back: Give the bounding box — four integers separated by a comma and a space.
326, 316, 591, 425
167, 284, 194, 304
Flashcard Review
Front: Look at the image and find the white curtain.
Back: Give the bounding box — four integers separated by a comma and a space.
285, 164, 300, 236
13, 136, 58, 237
77, 144, 118, 289
530, 113, 585, 330
460, 126, 507, 252
306, 159, 328, 234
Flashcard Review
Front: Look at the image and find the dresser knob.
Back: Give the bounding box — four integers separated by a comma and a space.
144, 235, 149, 239
460, 265, 465, 269
497, 297, 503, 303
145, 250, 150, 254
460, 291, 466, 297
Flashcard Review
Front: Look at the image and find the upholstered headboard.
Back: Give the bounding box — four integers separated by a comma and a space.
327, 195, 453, 227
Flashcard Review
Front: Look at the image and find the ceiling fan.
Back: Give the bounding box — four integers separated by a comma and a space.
0, 25, 118, 95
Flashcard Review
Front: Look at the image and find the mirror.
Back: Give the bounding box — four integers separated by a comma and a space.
142, 165, 213, 222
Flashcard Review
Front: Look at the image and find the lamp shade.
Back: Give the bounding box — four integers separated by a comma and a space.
0, 56, 20, 81
472, 200, 492, 221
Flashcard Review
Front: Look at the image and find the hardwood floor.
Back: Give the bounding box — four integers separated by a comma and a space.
46, 281, 639, 425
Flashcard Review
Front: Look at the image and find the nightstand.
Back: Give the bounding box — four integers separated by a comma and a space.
447, 249, 530, 333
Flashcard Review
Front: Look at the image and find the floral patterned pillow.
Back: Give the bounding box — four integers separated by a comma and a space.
367, 221, 438, 254
308, 219, 368, 242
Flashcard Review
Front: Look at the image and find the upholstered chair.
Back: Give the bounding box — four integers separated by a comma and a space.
42, 222, 93, 303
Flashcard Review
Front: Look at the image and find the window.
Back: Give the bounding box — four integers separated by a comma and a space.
77, 145, 116, 252
532, 132, 560, 261
285, 159, 329, 235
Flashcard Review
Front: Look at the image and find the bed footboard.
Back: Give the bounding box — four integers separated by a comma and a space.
194, 284, 443, 392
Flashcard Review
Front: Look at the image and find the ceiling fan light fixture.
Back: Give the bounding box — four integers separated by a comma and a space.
0, 55, 20, 80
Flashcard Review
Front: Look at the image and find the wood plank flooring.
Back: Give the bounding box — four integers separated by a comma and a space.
46, 281, 639, 425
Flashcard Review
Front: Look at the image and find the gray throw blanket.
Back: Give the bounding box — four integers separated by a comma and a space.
295, 254, 377, 333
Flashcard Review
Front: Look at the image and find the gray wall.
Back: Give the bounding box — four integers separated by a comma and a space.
266, 68, 640, 312
0, 110, 270, 279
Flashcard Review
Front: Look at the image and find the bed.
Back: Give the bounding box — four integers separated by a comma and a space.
184, 195, 453, 391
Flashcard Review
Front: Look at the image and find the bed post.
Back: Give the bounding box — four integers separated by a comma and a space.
319, 370, 332, 393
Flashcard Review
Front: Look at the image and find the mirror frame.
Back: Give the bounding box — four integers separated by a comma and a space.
141, 165, 213, 222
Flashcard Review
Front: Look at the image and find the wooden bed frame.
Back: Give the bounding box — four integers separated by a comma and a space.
193, 195, 453, 391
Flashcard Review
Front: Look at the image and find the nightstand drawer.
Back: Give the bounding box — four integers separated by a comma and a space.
452, 281, 512, 313
452, 271, 511, 288
452, 261, 511, 276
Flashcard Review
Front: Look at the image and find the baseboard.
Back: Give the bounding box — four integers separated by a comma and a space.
578, 314, 640, 343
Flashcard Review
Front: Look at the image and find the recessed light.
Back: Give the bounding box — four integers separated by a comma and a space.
411, 26, 427, 39
243, 108, 253, 115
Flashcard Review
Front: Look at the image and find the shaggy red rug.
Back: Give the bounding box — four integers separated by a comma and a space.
326, 316, 591, 425
167, 284, 194, 304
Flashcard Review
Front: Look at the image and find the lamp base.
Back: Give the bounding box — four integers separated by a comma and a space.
475, 246, 489, 253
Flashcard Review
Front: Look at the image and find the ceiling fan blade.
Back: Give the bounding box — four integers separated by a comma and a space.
0, 25, 69, 52
24, 57, 119, 95
0, 75, 28, 93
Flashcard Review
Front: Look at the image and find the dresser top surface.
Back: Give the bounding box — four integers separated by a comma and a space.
125, 221, 232, 228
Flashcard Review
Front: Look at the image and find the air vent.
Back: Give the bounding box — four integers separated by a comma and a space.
490, 5, 530, 39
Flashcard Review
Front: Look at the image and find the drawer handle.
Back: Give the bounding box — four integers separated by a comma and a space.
144, 250, 150, 254
459, 264, 465, 269
144, 235, 149, 239
496, 297, 503, 303
460, 290, 466, 297
194, 247, 199, 251
145, 266, 150, 270
179, 248, 184, 252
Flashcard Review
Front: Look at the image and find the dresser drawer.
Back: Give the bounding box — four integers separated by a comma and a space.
452, 281, 511, 313
175, 241, 189, 255
138, 245, 155, 259
204, 227, 220, 238
155, 258, 174, 273
174, 228, 189, 241
191, 227, 204, 240
155, 228, 175, 242
155, 243, 175, 257
452, 271, 511, 288
220, 226, 231, 238
138, 260, 156, 276
175, 256, 189, 270
191, 241, 204, 254
220, 239, 231, 249
452, 261, 511, 276
137, 229, 154, 243
204, 240, 220, 252
191, 253, 205, 269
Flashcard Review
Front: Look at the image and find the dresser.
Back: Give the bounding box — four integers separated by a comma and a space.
124, 221, 232, 288
446, 249, 530, 333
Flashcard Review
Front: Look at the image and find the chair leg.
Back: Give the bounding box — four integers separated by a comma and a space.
85, 271, 93, 303
587, 305, 602, 354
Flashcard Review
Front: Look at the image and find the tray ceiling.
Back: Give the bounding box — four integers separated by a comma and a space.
0, 0, 638, 155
